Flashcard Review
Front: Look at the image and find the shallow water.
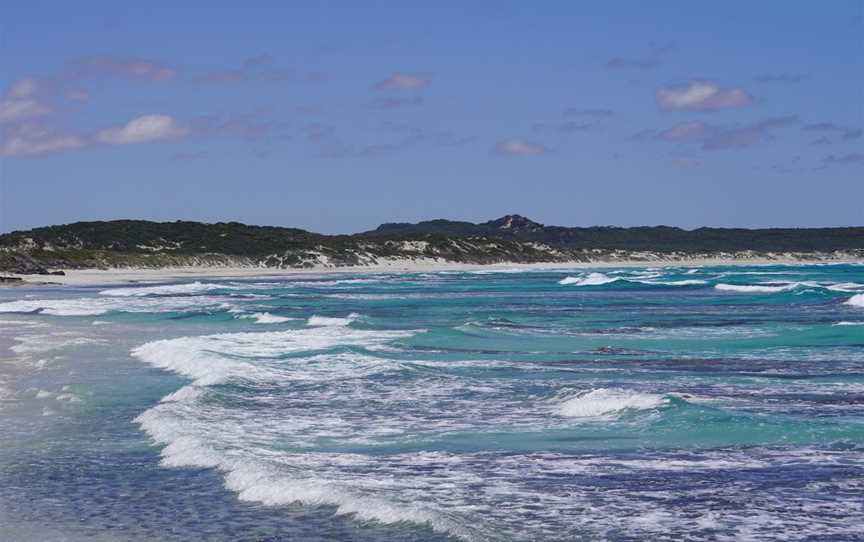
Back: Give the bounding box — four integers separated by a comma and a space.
1, 264, 863, 541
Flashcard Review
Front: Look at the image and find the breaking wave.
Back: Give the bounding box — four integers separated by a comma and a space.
555, 388, 670, 418
846, 294, 864, 308
560, 273, 706, 288
715, 283, 798, 293
236, 312, 295, 324
559, 273, 620, 286
307, 313, 361, 326
128, 323, 480, 539
0, 296, 235, 316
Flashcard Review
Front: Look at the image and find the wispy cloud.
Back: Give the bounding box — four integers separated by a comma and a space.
563, 108, 614, 118
821, 153, 864, 166
0, 96, 51, 123
636, 116, 798, 151
374, 73, 431, 91
656, 80, 753, 112
494, 139, 549, 156
189, 106, 285, 141
196, 55, 292, 84
702, 117, 797, 151
0, 122, 86, 156
535, 108, 614, 134
0, 79, 52, 123
359, 143, 400, 157
802, 122, 862, 142
96, 114, 188, 145
65, 55, 177, 82
755, 73, 808, 84
2, 105, 291, 157
606, 41, 674, 71
298, 123, 350, 158
369, 96, 423, 110
352, 123, 473, 159
635, 120, 709, 143
381, 122, 472, 147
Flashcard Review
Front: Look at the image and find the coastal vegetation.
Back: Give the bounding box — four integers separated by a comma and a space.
1, 215, 862, 273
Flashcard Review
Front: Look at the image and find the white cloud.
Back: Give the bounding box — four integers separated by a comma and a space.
494, 139, 549, 156
7, 78, 41, 98
375, 73, 431, 91
656, 80, 753, 111
659, 120, 708, 141
0, 122, 85, 156
96, 114, 187, 145
0, 79, 52, 123
0, 98, 51, 123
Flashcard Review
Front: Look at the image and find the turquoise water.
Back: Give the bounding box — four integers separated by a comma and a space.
1, 264, 863, 541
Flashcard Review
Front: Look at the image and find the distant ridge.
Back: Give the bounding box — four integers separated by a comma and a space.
1, 216, 863, 274
367, 214, 864, 252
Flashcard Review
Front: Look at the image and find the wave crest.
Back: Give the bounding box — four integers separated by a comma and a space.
99, 281, 239, 297
555, 388, 669, 418
559, 273, 619, 286
845, 293, 864, 308
715, 283, 797, 293
237, 312, 295, 324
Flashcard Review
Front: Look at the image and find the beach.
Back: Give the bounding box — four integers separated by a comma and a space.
6, 256, 862, 287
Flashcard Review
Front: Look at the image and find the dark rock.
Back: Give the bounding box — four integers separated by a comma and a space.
0, 253, 48, 274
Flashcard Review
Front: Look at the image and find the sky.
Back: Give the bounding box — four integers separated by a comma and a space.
1, 1, 862, 234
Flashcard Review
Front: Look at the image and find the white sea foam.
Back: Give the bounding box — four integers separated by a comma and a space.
287, 278, 382, 287
555, 388, 669, 418
237, 312, 295, 324
716, 281, 864, 295
99, 281, 239, 297
11, 333, 105, 355
637, 279, 707, 286
833, 321, 864, 326
559, 273, 619, 286
0, 319, 47, 328
845, 293, 864, 308
225, 465, 472, 539
715, 283, 797, 293
131, 323, 415, 386
307, 313, 360, 326
133, 413, 474, 539
0, 296, 235, 316
0, 298, 114, 316
826, 282, 864, 292
560, 272, 707, 287
129, 322, 480, 539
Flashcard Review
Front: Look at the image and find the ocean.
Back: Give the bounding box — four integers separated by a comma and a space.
1, 264, 863, 541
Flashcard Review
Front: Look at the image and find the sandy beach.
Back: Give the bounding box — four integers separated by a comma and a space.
5, 256, 861, 287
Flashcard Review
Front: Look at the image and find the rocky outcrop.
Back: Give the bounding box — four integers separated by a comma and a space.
0, 252, 52, 275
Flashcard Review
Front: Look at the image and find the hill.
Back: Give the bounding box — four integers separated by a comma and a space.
368, 214, 864, 252
1, 216, 862, 274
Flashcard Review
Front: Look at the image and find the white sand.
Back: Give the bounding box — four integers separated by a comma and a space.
5, 257, 860, 287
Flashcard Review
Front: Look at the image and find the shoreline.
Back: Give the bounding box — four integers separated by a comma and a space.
4, 256, 862, 287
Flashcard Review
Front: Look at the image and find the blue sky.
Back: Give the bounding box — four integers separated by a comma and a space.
1, 1, 862, 233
